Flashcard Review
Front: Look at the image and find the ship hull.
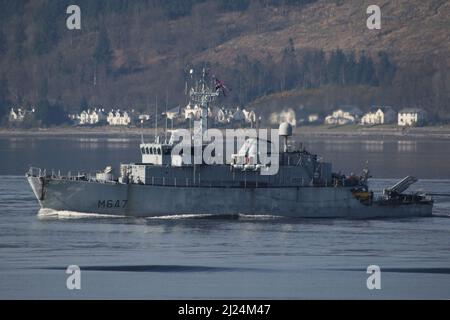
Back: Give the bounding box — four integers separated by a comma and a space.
27, 176, 433, 219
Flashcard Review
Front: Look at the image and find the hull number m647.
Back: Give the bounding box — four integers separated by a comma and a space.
98, 200, 128, 209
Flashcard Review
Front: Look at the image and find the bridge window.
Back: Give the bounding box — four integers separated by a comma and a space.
141, 147, 145, 154
157, 148, 161, 155
149, 147, 153, 155
153, 147, 157, 154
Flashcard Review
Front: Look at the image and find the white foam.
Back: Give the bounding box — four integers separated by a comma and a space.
36, 209, 284, 221
37, 208, 125, 220
432, 212, 450, 218
146, 213, 284, 220
238, 214, 284, 220
146, 214, 217, 220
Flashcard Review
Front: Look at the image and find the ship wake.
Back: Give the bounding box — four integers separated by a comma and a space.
147, 213, 284, 220
37, 208, 126, 220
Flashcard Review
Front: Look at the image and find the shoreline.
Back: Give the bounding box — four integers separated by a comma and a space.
1, 125, 450, 139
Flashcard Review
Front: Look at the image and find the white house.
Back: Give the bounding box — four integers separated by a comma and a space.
78, 108, 106, 125
79, 110, 89, 124
107, 110, 134, 126
216, 108, 228, 124
184, 104, 201, 120
90, 109, 106, 124
9, 108, 26, 122
9, 107, 35, 123
243, 109, 257, 126
325, 106, 362, 125
165, 106, 181, 120
307, 113, 321, 124
231, 107, 246, 123
398, 108, 427, 127
138, 114, 151, 122
184, 104, 257, 127
361, 106, 396, 125
270, 109, 297, 126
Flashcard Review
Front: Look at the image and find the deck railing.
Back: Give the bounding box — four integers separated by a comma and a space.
28, 167, 335, 188
27, 167, 117, 184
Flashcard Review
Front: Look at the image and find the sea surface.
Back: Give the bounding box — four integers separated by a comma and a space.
0, 135, 449, 299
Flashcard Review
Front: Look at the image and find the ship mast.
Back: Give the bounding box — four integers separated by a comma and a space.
189, 68, 219, 145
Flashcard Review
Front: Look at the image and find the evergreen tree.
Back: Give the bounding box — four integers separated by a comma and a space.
300, 51, 311, 88
37, 78, 49, 101
13, 22, 26, 60
0, 77, 10, 121
298, 49, 326, 87
355, 51, 366, 84
344, 51, 357, 85
376, 51, 396, 86
93, 28, 113, 66
364, 56, 378, 85
280, 38, 299, 90
79, 96, 89, 113
0, 30, 7, 55
219, 0, 249, 11
35, 99, 68, 127
327, 49, 345, 85
33, 1, 64, 55
158, 0, 205, 19
355, 51, 378, 85
315, 49, 327, 86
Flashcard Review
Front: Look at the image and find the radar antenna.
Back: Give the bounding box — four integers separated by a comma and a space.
188, 68, 219, 145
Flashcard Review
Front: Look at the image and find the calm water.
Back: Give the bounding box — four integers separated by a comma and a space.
1, 135, 450, 178
0, 135, 450, 299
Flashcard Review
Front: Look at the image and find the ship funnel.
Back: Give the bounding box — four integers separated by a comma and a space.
279, 122, 293, 152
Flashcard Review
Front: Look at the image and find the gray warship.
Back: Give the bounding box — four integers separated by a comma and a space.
27, 70, 433, 219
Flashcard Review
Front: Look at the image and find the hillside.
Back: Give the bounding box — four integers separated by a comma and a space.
0, 0, 449, 125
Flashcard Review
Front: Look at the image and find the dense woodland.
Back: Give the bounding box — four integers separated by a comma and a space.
0, 0, 449, 126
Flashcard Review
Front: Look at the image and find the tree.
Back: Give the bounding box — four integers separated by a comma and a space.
354, 51, 377, 85
301, 49, 327, 88
280, 38, 299, 90
35, 99, 68, 127
0, 30, 7, 55
363, 55, 378, 86
327, 49, 346, 85
33, 1, 64, 55
158, 0, 204, 19
12, 22, 26, 60
79, 96, 89, 112
93, 28, 113, 66
376, 51, 396, 86
37, 78, 48, 101
219, 0, 249, 11
0, 77, 10, 122
344, 51, 357, 85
